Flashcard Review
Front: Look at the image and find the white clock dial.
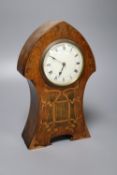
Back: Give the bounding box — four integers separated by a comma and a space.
42, 41, 84, 86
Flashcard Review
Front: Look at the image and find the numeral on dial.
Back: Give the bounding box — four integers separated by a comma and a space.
47, 63, 51, 66
76, 62, 80, 65
75, 54, 78, 57
54, 76, 57, 80
48, 70, 53, 74
55, 48, 58, 52
74, 69, 78, 73
62, 78, 65, 82
62, 44, 66, 50
70, 47, 73, 52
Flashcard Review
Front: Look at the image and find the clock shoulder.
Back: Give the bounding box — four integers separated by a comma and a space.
17, 20, 63, 75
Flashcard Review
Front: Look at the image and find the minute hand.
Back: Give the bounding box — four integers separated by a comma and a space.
49, 56, 63, 64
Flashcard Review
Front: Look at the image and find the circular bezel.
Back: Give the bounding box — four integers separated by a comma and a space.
41, 39, 84, 87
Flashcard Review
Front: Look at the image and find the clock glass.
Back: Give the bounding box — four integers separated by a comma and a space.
42, 40, 84, 86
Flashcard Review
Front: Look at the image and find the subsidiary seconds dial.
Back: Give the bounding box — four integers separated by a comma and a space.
42, 41, 84, 86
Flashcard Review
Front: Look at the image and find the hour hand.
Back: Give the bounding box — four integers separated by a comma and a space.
59, 71, 62, 76
58, 62, 66, 77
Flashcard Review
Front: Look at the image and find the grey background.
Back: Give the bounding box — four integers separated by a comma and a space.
0, 0, 117, 174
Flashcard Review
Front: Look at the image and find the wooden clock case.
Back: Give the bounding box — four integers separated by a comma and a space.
17, 21, 96, 149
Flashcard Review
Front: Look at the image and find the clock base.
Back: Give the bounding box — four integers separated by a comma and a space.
22, 116, 90, 150
22, 131, 90, 150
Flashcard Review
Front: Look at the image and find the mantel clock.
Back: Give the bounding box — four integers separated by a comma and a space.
17, 21, 96, 149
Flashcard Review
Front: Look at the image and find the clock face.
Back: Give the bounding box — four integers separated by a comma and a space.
42, 40, 84, 86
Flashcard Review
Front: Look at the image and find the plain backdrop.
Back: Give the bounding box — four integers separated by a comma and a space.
0, 0, 117, 175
